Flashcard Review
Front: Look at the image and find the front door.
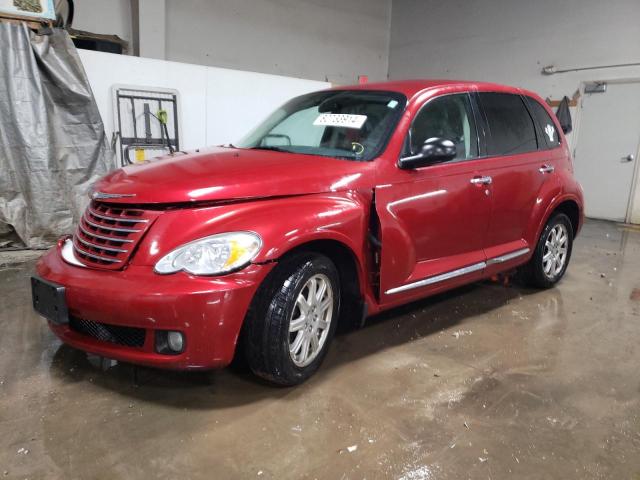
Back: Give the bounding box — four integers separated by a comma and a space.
375, 93, 492, 305
574, 82, 640, 222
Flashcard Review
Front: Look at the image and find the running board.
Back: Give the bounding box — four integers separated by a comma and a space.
385, 248, 530, 295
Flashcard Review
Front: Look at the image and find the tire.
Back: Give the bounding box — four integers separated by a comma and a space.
519, 213, 573, 288
243, 252, 340, 386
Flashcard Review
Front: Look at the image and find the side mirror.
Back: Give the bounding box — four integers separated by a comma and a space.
398, 137, 457, 169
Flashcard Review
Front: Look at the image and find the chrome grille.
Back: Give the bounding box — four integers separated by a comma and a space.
73, 201, 159, 270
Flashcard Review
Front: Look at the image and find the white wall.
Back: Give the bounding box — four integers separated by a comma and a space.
388, 0, 640, 222
203, 68, 327, 146
137, 0, 166, 59
72, 0, 392, 84
78, 49, 329, 152
389, 0, 640, 95
165, 0, 391, 84
388, 0, 640, 146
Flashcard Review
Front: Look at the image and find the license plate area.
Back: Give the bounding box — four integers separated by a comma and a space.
31, 276, 68, 325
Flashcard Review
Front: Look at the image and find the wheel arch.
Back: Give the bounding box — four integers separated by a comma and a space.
529, 193, 583, 247
551, 200, 581, 238
274, 238, 367, 331
235, 236, 368, 370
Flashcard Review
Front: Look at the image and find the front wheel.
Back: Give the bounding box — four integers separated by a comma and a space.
519, 213, 573, 288
243, 252, 340, 386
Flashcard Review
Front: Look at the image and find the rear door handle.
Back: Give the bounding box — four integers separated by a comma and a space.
622, 154, 635, 163
470, 175, 492, 185
539, 164, 555, 174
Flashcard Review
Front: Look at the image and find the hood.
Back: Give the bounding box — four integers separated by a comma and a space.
92, 147, 374, 204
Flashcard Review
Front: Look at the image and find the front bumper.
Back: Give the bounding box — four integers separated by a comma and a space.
35, 241, 274, 369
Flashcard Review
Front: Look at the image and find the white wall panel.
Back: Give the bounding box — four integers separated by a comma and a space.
165, 0, 391, 84
78, 50, 329, 152
72, 0, 391, 84
204, 67, 328, 146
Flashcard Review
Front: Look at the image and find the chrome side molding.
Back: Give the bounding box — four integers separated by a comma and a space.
486, 247, 530, 265
386, 262, 486, 295
385, 247, 531, 295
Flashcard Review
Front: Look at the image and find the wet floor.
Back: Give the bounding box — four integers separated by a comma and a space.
1, 219, 639, 479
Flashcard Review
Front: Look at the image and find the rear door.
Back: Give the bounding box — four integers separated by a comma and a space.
375, 92, 492, 305
474, 92, 558, 274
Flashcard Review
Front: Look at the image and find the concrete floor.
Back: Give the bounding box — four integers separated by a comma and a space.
1, 220, 639, 479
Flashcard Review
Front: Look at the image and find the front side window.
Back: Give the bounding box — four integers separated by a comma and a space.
479, 92, 538, 156
525, 96, 561, 149
237, 90, 406, 161
405, 93, 479, 160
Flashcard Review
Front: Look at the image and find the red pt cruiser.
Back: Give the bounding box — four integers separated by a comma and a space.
32, 80, 584, 385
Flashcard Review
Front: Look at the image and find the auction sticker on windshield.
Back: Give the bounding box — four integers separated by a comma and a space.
313, 113, 368, 129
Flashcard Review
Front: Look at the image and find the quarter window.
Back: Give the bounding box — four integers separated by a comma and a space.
406, 94, 478, 161
525, 96, 561, 149
479, 93, 538, 156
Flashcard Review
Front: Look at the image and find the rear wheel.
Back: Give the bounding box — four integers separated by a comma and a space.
519, 213, 573, 288
243, 252, 340, 386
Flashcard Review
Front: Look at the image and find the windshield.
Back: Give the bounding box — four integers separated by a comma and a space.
237, 90, 407, 161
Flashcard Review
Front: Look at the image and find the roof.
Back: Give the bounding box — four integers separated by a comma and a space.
331, 79, 539, 102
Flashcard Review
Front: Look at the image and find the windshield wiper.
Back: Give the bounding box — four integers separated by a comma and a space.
250, 146, 291, 153
249, 146, 359, 160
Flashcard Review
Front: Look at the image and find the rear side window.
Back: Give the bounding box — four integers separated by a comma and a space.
479, 93, 537, 156
525, 97, 561, 149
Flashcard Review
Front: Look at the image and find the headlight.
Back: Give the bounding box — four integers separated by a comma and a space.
154, 231, 262, 275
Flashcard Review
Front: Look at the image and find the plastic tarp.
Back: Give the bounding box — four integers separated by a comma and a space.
0, 22, 115, 249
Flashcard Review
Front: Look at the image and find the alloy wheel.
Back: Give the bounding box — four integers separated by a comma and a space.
289, 274, 334, 367
542, 223, 569, 279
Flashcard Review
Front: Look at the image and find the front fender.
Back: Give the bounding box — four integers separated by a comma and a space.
133, 191, 372, 274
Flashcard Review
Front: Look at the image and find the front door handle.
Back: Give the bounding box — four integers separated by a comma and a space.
539, 164, 555, 174
470, 175, 492, 185
622, 154, 635, 163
